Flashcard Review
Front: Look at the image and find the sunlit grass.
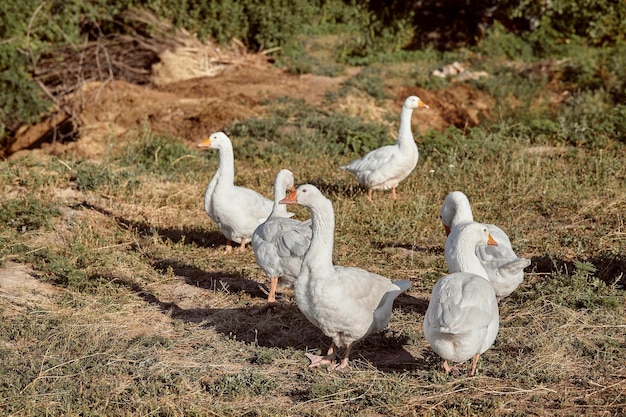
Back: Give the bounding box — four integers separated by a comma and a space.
1, 49, 625, 417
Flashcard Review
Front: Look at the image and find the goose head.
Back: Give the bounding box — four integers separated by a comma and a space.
275, 169, 295, 197
446, 222, 498, 277
279, 184, 326, 208
404, 95, 429, 110
440, 191, 474, 235
447, 222, 498, 257
197, 131, 231, 150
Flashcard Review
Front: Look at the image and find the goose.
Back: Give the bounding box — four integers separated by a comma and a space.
440, 191, 531, 300
341, 96, 429, 201
197, 132, 292, 253
280, 184, 411, 370
424, 222, 500, 376
252, 169, 312, 307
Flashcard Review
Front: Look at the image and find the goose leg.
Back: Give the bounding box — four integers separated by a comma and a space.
305, 342, 338, 368
367, 189, 374, 202
224, 240, 234, 253
267, 276, 278, 304
469, 353, 480, 376
238, 238, 247, 252
391, 186, 397, 200
442, 360, 452, 374
331, 342, 353, 371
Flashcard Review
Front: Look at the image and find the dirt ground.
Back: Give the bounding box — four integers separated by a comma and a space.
8, 52, 495, 160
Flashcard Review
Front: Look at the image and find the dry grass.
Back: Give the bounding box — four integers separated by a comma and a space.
1, 75, 625, 417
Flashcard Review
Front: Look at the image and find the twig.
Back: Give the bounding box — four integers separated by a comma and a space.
25, 0, 47, 68
20, 353, 109, 394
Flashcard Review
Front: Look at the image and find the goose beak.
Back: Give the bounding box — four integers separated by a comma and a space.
444, 225, 451, 236
279, 189, 298, 205
418, 100, 429, 109
197, 138, 211, 148
487, 233, 498, 246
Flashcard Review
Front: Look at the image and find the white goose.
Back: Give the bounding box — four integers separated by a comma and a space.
440, 191, 531, 300
280, 184, 411, 370
424, 222, 500, 376
252, 169, 312, 306
341, 96, 429, 201
197, 132, 292, 252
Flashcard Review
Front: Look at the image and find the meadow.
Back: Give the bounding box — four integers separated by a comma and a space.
1, 9, 626, 416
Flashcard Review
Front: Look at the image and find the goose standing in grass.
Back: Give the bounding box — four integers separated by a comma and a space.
280, 184, 411, 370
198, 132, 292, 253
341, 95, 429, 201
424, 222, 500, 376
440, 191, 531, 300
252, 169, 312, 307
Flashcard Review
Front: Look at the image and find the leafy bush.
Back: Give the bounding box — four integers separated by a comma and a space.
0, 0, 118, 145
505, 0, 626, 47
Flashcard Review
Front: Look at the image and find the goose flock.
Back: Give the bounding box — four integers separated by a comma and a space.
197, 96, 530, 375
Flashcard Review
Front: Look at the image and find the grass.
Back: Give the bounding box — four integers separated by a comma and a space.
1, 43, 625, 417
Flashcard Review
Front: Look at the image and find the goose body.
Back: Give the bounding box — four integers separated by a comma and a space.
341, 96, 428, 200
252, 169, 312, 305
440, 191, 530, 300
280, 184, 411, 370
424, 222, 500, 376
198, 132, 292, 252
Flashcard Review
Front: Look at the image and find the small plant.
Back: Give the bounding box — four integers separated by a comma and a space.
73, 160, 138, 193
0, 197, 60, 233
204, 370, 276, 398
116, 125, 200, 177
528, 260, 621, 310
341, 66, 387, 100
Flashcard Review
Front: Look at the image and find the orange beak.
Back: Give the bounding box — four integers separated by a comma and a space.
444, 225, 451, 236
418, 100, 429, 109
487, 233, 498, 246
279, 189, 298, 204
197, 138, 211, 148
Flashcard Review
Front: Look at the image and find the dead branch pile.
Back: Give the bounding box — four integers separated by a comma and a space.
7, 9, 254, 157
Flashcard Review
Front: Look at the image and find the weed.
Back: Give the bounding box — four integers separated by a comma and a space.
116, 124, 201, 177
205, 369, 276, 398
0, 197, 60, 233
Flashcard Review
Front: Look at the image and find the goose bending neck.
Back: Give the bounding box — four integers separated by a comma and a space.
271, 172, 292, 218
305, 199, 335, 271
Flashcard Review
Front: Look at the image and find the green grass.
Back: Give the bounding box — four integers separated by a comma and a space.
1, 37, 625, 417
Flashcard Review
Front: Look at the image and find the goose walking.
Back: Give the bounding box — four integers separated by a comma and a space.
440, 191, 530, 300
424, 222, 500, 376
280, 184, 411, 370
252, 169, 312, 307
341, 96, 428, 201
198, 132, 291, 253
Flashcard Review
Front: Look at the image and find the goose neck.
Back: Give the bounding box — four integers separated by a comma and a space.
215, 144, 235, 184
397, 107, 415, 147
447, 232, 489, 279
305, 200, 335, 270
